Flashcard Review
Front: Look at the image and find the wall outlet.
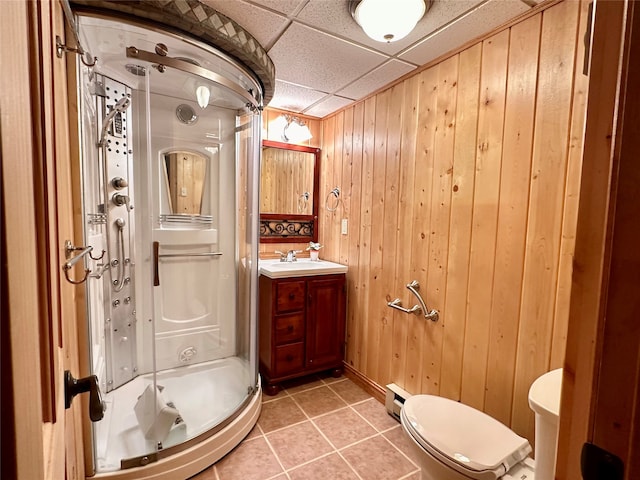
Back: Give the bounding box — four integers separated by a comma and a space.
341, 218, 348, 235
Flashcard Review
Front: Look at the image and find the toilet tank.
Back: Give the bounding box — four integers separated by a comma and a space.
528, 368, 563, 480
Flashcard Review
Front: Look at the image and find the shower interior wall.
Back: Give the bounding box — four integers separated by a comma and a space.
133, 89, 238, 375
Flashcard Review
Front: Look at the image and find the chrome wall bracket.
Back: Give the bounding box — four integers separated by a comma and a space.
62, 240, 105, 285
55, 35, 97, 66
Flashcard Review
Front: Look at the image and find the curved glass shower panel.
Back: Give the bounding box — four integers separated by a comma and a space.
75, 14, 261, 474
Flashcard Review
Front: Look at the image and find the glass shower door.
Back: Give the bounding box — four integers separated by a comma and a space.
131, 60, 260, 458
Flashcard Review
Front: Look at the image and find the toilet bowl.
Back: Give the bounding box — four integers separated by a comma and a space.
400, 369, 562, 480
401, 395, 534, 479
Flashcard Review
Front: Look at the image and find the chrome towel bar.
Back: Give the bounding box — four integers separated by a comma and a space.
158, 252, 223, 258
153, 241, 222, 286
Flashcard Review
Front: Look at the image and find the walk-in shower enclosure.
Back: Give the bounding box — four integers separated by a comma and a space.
69, 3, 271, 477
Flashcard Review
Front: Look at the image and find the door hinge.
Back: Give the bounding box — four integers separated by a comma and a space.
581, 443, 624, 480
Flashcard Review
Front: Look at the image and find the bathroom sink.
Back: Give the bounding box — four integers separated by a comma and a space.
259, 258, 347, 278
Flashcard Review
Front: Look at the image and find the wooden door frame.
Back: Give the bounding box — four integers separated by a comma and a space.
557, 0, 640, 478
1, 1, 84, 479
1, 2, 49, 478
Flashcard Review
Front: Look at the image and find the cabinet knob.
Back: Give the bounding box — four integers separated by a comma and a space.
289, 293, 295, 300
287, 325, 294, 333
285, 355, 293, 362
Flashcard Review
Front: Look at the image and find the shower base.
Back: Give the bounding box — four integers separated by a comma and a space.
94, 356, 256, 474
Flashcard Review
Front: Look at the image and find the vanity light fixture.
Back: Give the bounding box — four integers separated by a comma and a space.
350, 0, 428, 43
196, 85, 210, 109
281, 115, 312, 143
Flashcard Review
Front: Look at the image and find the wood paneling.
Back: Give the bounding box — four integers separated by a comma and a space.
557, 0, 634, 477
318, 0, 587, 444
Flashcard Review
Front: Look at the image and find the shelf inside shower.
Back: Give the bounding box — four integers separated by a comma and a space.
159, 214, 213, 229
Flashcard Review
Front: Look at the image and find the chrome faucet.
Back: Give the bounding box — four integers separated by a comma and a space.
274, 249, 301, 262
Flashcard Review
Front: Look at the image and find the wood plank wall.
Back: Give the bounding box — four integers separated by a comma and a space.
316, 0, 589, 444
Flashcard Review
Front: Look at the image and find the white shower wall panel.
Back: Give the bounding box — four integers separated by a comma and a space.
133, 90, 238, 374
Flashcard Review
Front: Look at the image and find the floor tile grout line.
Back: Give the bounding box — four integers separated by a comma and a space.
398, 469, 421, 480
375, 432, 421, 470
334, 432, 420, 480
264, 391, 335, 476
282, 450, 337, 477
375, 423, 421, 469
348, 400, 391, 433
262, 427, 291, 479
213, 377, 412, 480
334, 448, 366, 480
279, 381, 370, 479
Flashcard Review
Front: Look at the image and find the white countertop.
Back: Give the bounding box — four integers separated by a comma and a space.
259, 258, 348, 279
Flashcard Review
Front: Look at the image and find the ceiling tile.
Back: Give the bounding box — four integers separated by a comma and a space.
295, 0, 485, 58
304, 95, 355, 117
268, 23, 387, 93
399, 0, 530, 66
337, 59, 416, 100
201, 0, 289, 48
251, 0, 307, 15
267, 80, 329, 112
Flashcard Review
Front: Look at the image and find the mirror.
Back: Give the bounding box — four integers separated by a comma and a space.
260, 140, 320, 243
163, 150, 208, 215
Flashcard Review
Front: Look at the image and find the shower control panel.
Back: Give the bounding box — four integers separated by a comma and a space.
99, 75, 137, 392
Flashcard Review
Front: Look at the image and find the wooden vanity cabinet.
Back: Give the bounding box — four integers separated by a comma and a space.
259, 273, 346, 395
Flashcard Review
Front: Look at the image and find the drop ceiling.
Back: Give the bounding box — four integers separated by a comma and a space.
202, 0, 543, 118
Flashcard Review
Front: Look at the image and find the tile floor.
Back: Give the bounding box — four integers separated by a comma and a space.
190, 374, 422, 480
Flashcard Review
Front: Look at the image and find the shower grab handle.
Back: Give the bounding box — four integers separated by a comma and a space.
153, 241, 160, 286
387, 298, 422, 315
153, 241, 223, 286
387, 280, 439, 322
406, 280, 439, 322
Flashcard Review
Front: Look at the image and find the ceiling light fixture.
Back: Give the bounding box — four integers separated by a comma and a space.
281, 115, 312, 143
196, 85, 210, 109
350, 0, 428, 43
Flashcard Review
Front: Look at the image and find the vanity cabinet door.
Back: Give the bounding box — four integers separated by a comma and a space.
306, 275, 346, 368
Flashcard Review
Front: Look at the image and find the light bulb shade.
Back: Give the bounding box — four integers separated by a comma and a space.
196, 85, 210, 109
282, 117, 312, 143
354, 0, 426, 43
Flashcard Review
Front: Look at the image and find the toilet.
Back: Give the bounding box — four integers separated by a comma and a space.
400, 369, 562, 480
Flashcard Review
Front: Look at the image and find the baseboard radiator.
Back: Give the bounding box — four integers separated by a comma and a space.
385, 383, 412, 422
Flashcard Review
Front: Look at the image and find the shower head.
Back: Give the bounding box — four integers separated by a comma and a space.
106, 97, 131, 122
98, 96, 131, 147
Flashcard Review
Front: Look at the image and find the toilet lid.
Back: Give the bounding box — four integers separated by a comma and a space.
402, 395, 531, 479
